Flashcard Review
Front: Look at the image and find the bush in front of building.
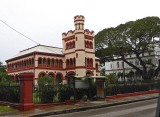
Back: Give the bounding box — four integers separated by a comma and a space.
36, 75, 57, 103
105, 81, 159, 96
58, 84, 73, 102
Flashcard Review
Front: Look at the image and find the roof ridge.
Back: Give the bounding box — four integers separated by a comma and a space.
20, 44, 62, 52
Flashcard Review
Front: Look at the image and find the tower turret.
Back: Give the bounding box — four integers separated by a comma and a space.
62, 15, 99, 77
74, 15, 85, 30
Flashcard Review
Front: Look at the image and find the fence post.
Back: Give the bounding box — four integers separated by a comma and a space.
19, 73, 34, 111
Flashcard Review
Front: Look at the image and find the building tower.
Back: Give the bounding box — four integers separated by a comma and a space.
62, 15, 96, 77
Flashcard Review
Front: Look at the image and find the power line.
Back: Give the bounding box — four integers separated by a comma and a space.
0, 18, 88, 65
0, 19, 40, 45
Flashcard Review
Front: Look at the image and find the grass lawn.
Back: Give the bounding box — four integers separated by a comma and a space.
0, 106, 14, 113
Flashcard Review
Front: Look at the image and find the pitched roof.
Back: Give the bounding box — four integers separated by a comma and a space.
7, 45, 63, 61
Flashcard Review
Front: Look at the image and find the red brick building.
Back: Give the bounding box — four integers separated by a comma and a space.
6, 15, 100, 85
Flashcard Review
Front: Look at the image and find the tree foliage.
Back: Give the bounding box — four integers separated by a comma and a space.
105, 73, 118, 95
0, 62, 8, 83
0, 62, 16, 85
95, 16, 160, 80
38, 75, 54, 88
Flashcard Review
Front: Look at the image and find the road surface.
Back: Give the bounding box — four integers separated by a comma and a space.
50, 99, 157, 117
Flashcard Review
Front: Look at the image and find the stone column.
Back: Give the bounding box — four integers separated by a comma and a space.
19, 73, 34, 111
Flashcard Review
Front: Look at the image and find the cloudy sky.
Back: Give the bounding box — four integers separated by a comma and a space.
0, 0, 160, 64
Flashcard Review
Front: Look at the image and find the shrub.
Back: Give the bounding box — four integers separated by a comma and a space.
70, 96, 74, 101
82, 95, 88, 101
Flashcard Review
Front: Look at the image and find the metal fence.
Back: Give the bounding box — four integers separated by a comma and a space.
0, 85, 20, 103
106, 80, 160, 96
33, 84, 96, 104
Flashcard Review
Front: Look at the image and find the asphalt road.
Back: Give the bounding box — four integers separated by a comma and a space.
50, 99, 158, 117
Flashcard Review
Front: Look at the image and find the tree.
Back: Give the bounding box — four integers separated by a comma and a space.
105, 73, 118, 95
0, 62, 8, 82
95, 16, 160, 81
37, 75, 55, 103
38, 75, 54, 88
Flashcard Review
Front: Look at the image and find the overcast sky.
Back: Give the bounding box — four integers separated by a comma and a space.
0, 0, 160, 64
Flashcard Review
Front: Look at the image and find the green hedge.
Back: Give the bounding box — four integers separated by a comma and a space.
0, 85, 20, 103
106, 82, 160, 96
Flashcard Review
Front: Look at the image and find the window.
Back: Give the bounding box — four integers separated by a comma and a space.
96, 63, 99, 71
130, 61, 133, 65
43, 58, 46, 65
38, 58, 42, 65
66, 59, 69, 68
135, 60, 139, 66
59, 60, 63, 68
110, 63, 112, 69
129, 54, 132, 58
148, 59, 152, 64
51, 59, 54, 67
73, 58, 76, 67
117, 62, 119, 68
47, 58, 50, 66
121, 62, 125, 68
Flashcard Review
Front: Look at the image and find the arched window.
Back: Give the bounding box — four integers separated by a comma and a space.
38, 57, 42, 65
66, 59, 69, 68
18, 62, 20, 68
31, 58, 34, 66
22, 61, 24, 68
66, 71, 76, 85
90, 42, 93, 49
86, 41, 89, 48
96, 63, 98, 71
69, 42, 72, 49
15, 63, 17, 69
24, 60, 27, 67
19, 61, 21, 68
73, 41, 75, 48
66, 43, 69, 50
7, 64, 9, 70
26, 59, 29, 67
90, 58, 93, 67
38, 72, 46, 78
87, 58, 89, 67
10, 64, 11, 69
55, 59, 58, 68
70, 58, 73, 67
47, 58, 50, 67
51, 59, 54, 67
55, 73, 63, 85
59, 59, 63, 68
73, 58, 76, 67
29, 59, 31, 66
43, 58, 46, 66
48, 72, 55, 81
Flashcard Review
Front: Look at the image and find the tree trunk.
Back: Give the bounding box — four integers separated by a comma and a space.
142, 70, 149, 81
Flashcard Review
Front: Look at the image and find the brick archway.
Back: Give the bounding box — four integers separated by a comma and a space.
38, 72, 46, 78
66, 71, 76, 84
86, 70, 93, 76
55, 72, 63, 85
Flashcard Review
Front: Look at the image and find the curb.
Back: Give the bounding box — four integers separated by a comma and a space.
30, 96, 158, 117
106, 90, 160, 99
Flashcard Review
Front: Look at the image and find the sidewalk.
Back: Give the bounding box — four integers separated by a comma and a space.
0, 93, 159, 117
